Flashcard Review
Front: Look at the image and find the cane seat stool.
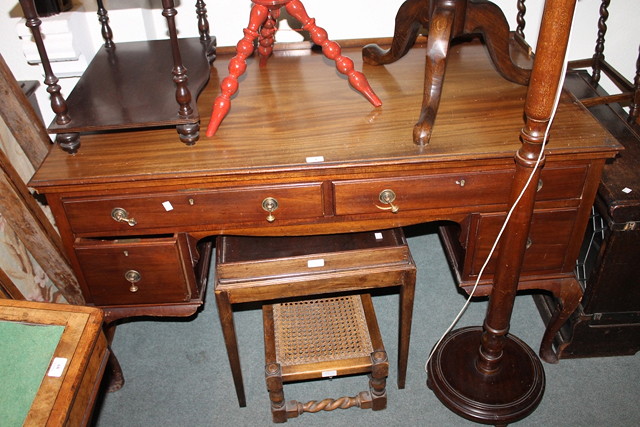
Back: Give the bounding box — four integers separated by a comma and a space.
263, 293, 388, 422
214, 228, 416, 407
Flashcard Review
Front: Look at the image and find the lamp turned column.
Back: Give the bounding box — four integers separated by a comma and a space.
426, 0, 578, 424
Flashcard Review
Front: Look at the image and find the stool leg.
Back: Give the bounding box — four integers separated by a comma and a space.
206, 3, 269, 137
284, 0, 382, 107
258, 8, 280, 67
369, 350, 389, 411
265, 362, 288, 423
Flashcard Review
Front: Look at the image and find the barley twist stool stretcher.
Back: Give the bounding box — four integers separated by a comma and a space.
263, 294, 388, 422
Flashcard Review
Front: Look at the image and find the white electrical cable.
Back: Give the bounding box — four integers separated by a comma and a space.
424, 12, 577, 372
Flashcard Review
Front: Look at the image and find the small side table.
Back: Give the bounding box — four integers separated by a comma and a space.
0, 299, 108, 426
214, 228, 416, 407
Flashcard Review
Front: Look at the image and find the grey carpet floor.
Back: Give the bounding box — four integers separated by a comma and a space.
92, 225, 640, 426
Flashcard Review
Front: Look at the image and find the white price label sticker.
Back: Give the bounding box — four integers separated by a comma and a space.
47, 357, 68, 377
162, 201, 174, 211
307, 259, 325, 268
306, 156, 325, 163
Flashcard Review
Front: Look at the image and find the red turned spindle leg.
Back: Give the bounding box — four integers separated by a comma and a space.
285, 0, 382, 107
206, 4, 269, 137
258, 9, 280, 67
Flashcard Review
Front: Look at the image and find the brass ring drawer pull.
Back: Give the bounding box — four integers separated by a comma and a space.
262, 197, 279, 223
125, 269, 141, 293
376, 189, 399, 213
111, 207, 137, 226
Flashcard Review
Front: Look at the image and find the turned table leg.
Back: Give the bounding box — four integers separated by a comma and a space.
363, 0, 530, 146
363, 0, 429, 65
206, 0, 381, 137
284, 0, 381, 107
413, 3, 455, 146
206, 3, 269, 137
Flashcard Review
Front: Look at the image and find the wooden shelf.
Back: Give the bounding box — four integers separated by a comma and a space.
48, 38, 213, 134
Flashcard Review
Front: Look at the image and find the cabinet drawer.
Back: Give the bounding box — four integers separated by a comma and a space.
536, 165, 588, 202
333, 171, 513, 215
74, 234, 197, 306
62, 183, 323, 234
467, 208, 579, 277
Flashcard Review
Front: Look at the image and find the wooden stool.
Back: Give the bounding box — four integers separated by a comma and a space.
205, 0, 381, 137
263, 294, 388, 423
214, 228, 416, 407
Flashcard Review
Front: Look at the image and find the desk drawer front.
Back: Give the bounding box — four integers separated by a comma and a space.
536, 165, 588, 202
63, 184, 323, 234
333, 171, 513, 215
74, 234, 196, 306
468, 208, 578, 277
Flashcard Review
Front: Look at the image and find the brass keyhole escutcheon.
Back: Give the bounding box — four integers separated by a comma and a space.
111, 207, 137, 226
262, 197, 279, 223
125, 269, 141, 293
377, 189, 399, 213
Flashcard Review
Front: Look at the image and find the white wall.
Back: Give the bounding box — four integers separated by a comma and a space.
1, 0, 638, 127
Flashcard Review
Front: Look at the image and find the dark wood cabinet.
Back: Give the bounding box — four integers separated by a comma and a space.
534, 69, 640, 359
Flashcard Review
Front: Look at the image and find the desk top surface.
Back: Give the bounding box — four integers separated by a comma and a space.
30, 40, 619, 193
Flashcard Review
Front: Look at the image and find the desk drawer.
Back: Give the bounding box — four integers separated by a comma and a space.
467, 208, 579, 277
216, 228, 412, 284
74, 234, 197, 306
333, 171, 513, 215
536, 165, 588, 202
62, 183, 323, 234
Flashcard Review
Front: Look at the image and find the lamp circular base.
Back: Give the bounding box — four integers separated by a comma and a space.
427, 326, 545, 425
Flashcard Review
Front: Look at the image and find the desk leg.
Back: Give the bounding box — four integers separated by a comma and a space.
397, 268, 417, 389
103, 324, 125, 392
215, 291, 247, 407
538, 278, 582, 364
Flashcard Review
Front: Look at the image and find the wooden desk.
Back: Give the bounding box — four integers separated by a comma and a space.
0, 299, 108, 426
28, 36, 619, 420
29, 39, 618, 330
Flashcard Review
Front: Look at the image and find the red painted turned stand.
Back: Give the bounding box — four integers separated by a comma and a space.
206, 0, 382, 137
